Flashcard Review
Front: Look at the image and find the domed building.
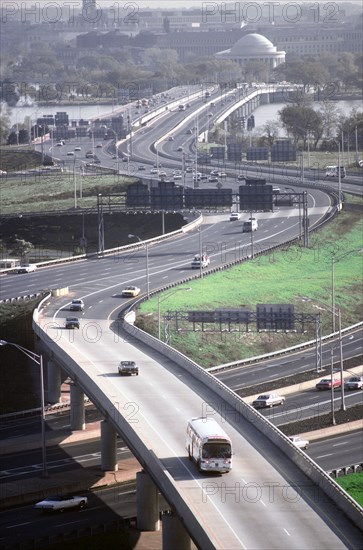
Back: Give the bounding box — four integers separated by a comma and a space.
215, 33, 285, 70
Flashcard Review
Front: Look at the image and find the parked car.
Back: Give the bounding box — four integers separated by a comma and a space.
191, 254, 210, 269
70, 299, 84, 312
118, 360, 139, 376
17, 264, 37, 273
35, 495, 87, 513
288, 436, 309, 450
344, 376, 363, 390
121, 286, 141, 298
252, 393, 285, 408
65, 317, 80, 329
316, 378, 341, 390
230, 212, 240, 221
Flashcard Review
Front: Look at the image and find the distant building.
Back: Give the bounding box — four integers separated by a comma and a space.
215, 33, 285, 69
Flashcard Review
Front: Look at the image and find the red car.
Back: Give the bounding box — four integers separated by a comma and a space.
316, 378, 341, 391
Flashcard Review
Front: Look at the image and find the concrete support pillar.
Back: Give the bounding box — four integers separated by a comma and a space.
100, 420, 118, 471
162, 511, 191, 550
70, 383, 85, 431
136, 470, 160, 531
47, 360, 61, 404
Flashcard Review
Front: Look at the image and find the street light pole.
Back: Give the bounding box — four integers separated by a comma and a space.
0, 340, 48, 478
330, 347, 336, 426
128, 234, 150, 298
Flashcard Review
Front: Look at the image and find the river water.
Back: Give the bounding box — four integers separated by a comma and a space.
8, 99, 362, 129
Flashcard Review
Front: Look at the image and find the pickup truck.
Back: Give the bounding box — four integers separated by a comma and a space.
35, 495, 87, 513
118, 361, 139, 376
17, 264, 37, 273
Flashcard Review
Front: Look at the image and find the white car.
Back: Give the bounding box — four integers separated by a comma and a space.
344, 376, 363, 390
252, 393, 285, 408
17, 264, 37, 273
288, 436, 309, 450
35, 495, 87, 513
230, 212, 240, 221
150, 168, 158, 174
74, 147, 81, 151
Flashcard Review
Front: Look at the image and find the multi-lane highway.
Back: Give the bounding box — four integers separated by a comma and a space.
2, 90, 362, 548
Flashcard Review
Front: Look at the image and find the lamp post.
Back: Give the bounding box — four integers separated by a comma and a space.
307, 299, 345, 411
158, 287, 192, 340
128, 234, 150, 298
0, 340, 48, 477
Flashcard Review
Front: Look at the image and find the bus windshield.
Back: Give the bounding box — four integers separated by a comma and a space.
202, 442, 231, 459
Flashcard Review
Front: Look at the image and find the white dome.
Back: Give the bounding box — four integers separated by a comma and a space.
230, 33, 277, 55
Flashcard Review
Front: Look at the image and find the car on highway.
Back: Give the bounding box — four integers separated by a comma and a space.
217, 172, 227, 177
191, 254, 210, 269
168, 136, 174, 141
288, 436, 309, 450
177, 146, 183, 152
66, 151, 75, 156
243, 218, 258, 232
315, 378, 341, 390
208, 176, 219, 182
74, 147, 81, 151
344, 376, 363, 390
17, 264, 37, 273
96, 144, 102, 148
158, 171, 167, 177
121, 286, 141, 298
210, 170, 219, 176
138, 165, 146, 170
70, 299, 84, 311
186, 129, 192, 134
35, 495, 87, 513
237, 174, 245, 181
252, 393, 285, 408
65, 317, 80, 329
173, 174, 182, 180
150, 168, 158, 174
230, 212, 240, 221
118, 360, 139, 376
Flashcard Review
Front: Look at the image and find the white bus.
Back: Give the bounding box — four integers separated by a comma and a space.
186, 417, 232, 473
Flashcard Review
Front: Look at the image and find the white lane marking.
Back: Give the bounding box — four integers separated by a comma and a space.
283, 528, 291, 536
332, 442, 348, 447
6, 522, 31, 529
316, 453, 333, 458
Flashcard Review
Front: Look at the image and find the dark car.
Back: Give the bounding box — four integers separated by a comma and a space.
65, 317, 80, 329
